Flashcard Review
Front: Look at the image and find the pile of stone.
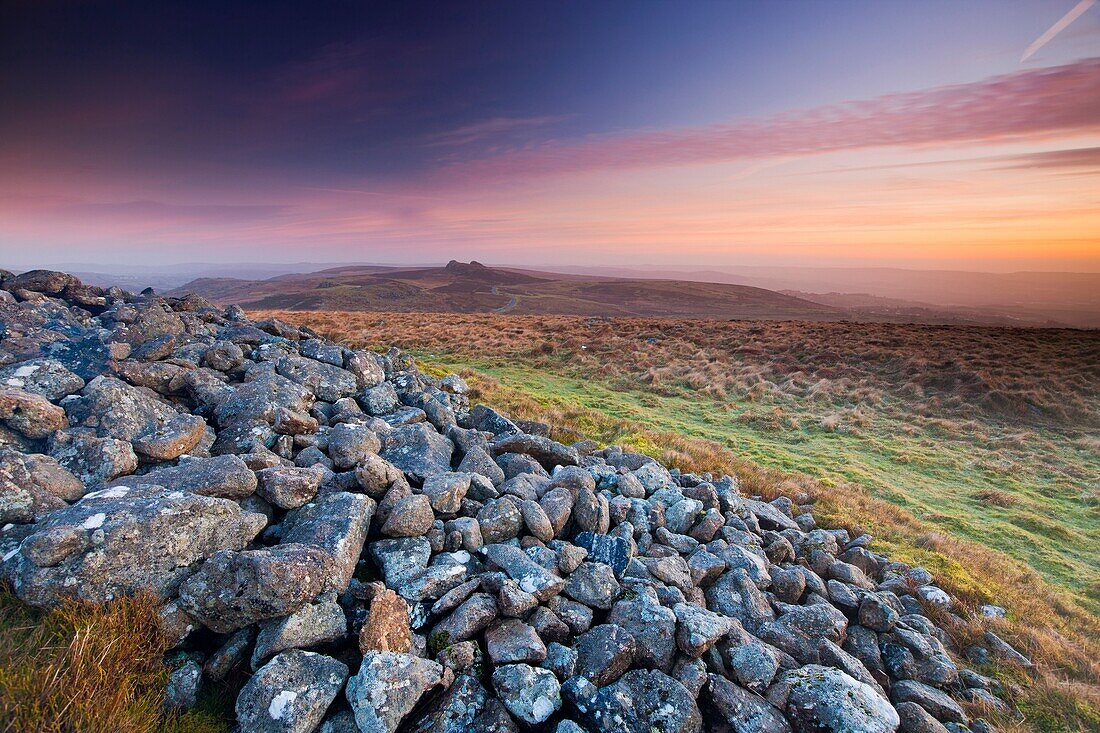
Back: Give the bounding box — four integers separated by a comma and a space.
0, 269, 1026, 733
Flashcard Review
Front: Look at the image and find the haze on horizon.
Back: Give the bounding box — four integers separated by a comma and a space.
1, 0, 1098, 273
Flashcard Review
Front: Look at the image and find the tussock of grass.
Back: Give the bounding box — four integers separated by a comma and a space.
0, 584, 228, 733
975, 489, 1020, 507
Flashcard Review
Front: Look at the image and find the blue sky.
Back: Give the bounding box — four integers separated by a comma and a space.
1, 0, 1097, 269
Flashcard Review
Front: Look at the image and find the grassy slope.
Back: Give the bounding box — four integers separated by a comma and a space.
416, 357, 1100, 731
258, 308, 1100, 730
423, 356, 1099, 611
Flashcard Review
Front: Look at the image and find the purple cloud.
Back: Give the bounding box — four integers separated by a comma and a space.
442, 58, 1100, 181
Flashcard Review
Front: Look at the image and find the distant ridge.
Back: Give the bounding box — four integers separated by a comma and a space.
171, 261, 842, 321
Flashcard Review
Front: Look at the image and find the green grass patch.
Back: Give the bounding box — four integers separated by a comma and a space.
420, 353, 1100, 614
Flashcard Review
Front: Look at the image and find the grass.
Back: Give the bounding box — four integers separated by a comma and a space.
2, 309, 1095, 731
0, 583, 231, 733
264, 308, 1100, 732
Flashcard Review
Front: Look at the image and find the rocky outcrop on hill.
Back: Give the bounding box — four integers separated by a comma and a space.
0, 269, 1022, 732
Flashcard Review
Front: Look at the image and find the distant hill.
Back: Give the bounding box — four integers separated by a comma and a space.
172, 260, 843, 321
781, 291, 1069, 327
540, 265, 1100, 328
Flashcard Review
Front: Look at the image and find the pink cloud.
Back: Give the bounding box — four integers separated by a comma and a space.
443, 58, 1100, 181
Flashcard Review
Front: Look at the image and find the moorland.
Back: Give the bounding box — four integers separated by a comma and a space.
259, 307, 1100, 730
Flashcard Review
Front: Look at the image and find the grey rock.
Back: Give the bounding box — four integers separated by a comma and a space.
491, 433, 579, 470
457, 446, 505, 485
371, 537, 432, 589
608, 584, 677, 671
674, 601, 734, 657
236, 650, 348, 733
484, 543, 565, 601
48, 429, 137, 486
347, 651, 444, 733
543, 641, 578, 680
743, 498, 799, 531
204, 628, 253, 681
63, 376, 180, 442
214, 372, 313, 435
728, 641, 780, 693
896, 702, 951, 733
983, 630, 1033, 668
362, 382, 400, 416
706, 673, 792, 733
252, 594, 346, 669
404, 674, 487, 733
567, 668, 702, 733
575, 531, 632, 576
432, 592, 498, 645
344, 350, 386, 389
859, 594, 900, 633
0, 359, 84, 400
177, 543, 332, 633
891, 680, 967, 725
203, 340, 245, 371
379, 422, 454, 481
776, 665, 899, 733
164, 657, 203, 711
574, 623, 636, 686
563, 561, 620, 610
469, 405, 521, 436
116, 454, 257, 499
282, 491, 374, 593
5, 484, 265, 607
277, 355, 358, 402
493, 663, 562, 725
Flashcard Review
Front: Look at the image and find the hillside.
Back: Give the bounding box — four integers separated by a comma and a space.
171, 260, 844, 321
2, 270, 1094, 732
265, 306, 1100, 729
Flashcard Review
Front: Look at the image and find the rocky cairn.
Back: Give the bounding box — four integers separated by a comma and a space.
0, 269, 1024, 733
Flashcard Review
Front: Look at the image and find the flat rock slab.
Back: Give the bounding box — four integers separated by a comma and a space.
177, 543, 332, 633
4, 484, 266, 607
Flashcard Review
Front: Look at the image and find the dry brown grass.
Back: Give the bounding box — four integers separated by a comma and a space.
974, 489, 1020, 508
0, 583, 174, 733
262, 310, 1100, 430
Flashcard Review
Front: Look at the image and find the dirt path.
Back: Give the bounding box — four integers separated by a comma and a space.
491, 285, 519, 313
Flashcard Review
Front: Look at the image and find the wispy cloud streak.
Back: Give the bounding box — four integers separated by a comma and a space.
444, 59, 1100, 182
1021, 0, 1096, 62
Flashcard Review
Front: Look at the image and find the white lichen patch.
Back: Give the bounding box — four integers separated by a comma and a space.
268, 690, 297, 720
82, 512, 106, 529
83, 486, 129, 500
531, 696, 555, 721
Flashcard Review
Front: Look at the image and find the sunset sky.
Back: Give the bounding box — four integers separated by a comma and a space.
1, 1, 1098, 271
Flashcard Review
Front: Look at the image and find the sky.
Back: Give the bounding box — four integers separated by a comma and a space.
0, 0, 1098, 272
